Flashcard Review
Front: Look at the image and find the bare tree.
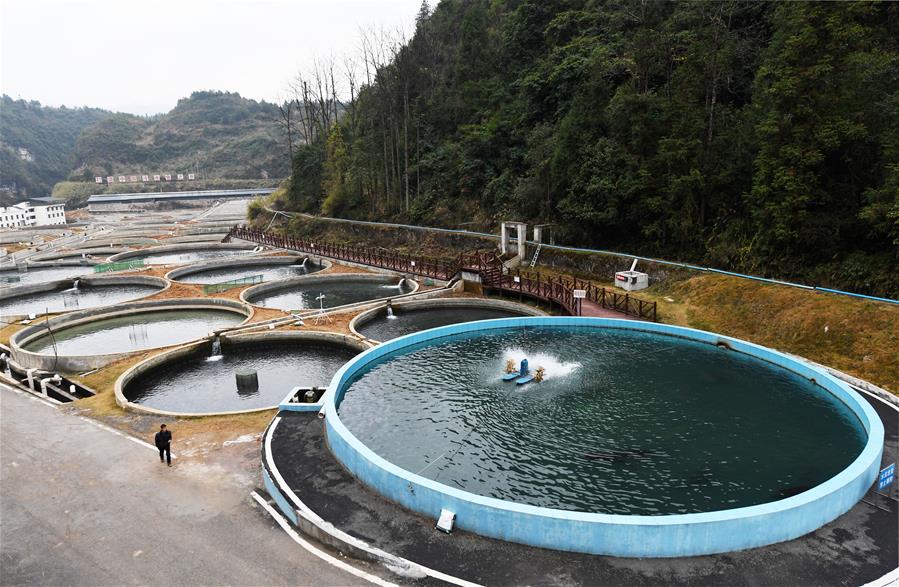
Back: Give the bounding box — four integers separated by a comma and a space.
275, 96, 297, 164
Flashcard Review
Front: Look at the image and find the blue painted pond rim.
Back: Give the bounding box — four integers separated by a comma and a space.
313, 316, 884, 557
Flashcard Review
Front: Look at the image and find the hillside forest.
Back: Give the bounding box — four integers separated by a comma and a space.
276, 0, 899, 297
0, 91, 288, 204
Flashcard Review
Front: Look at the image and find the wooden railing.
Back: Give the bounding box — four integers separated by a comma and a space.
226, 225, 656, 320
226, 225, 460, 281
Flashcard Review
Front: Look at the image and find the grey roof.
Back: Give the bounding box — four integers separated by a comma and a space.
87, 188, 275, 204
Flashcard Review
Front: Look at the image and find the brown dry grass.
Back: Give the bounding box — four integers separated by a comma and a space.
320, 262, 375, 275
636, 274, 899, 394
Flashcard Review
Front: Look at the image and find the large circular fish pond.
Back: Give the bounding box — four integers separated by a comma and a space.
21, 309, 244, 356
321, 317, 883, 557
123, 339, 359, 414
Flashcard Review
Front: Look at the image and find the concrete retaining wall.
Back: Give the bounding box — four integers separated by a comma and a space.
9, 298, 251, 372
115, 330, 366, 417
349, 297, 547, 343
107, 242, 258, 263
320, 316, 884, 558
165, 255, 327, 282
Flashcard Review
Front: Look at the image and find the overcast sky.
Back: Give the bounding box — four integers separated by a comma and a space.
1, 0, 425, 115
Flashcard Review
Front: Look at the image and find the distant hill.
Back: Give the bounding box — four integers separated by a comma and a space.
0, 96, 111, 200
0, 91, 289, 205
71, 91, 288, 182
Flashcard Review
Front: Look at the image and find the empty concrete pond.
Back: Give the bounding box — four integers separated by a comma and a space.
22, 309, 244, 356
122, 338, 360, 414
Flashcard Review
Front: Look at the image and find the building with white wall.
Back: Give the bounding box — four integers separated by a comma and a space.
0, 201, 66, 229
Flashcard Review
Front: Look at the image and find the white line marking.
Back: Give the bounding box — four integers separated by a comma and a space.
263, 418, 483, 587
0, 381, 60, 408
860, 565, 899, 587
853, 386, 899, 413
76, 416, 166, 454
250, 491, 397, 587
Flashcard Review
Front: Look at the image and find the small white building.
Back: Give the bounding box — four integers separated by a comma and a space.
0, 201, 66, 229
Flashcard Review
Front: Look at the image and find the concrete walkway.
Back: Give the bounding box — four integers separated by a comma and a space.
268, 390, 898, 586
0, 384, 378, 586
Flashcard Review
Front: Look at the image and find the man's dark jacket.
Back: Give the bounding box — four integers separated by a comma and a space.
155, 430, 172, 448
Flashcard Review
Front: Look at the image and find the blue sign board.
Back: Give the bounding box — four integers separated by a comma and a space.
878, 463, 895, 491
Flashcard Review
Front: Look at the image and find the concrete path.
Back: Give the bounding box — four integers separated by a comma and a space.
0, 384, 378, 587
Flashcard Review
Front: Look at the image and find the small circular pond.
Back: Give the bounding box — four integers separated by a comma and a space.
107, 244, 256, 266
123, 338, 360, 414
353, 300, 540, 342
172, 259, 324, 284
0, 265, 94, 286
22, 309, 244, 356
323, 317, 883, 556
0, 278, 163, 317
126, 248, 247, 265
245, 276, 415, 311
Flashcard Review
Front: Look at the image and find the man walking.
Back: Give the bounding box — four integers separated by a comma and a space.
155, 424, 172, 467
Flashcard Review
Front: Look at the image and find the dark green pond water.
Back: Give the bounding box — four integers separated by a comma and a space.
338, 326, 866, 515
176, 261, 323, 284
124, 342, 359, 413
249, 279, 413, 311
1, 282, 162, 316
357, 306, 527, 342
23, 309, 244, 355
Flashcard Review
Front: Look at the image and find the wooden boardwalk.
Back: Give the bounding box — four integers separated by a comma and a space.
580, 299, 637, 319
226, 225, 656, 321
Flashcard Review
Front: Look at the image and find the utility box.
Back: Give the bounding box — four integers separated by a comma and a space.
614, 270, 649, 291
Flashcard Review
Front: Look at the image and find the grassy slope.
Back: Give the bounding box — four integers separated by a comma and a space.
639, 274, 899, 394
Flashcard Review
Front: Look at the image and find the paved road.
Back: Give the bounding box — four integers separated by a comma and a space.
0, 385, 373, 586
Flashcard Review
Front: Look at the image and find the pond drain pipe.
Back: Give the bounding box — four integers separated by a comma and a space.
40, 374, 62, 397
25, 368, 37, 391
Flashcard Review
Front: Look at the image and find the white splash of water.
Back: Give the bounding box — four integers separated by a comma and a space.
501, 347, 581, 380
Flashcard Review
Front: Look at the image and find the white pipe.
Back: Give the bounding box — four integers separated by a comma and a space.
26, 368, 37, 390
39, 374, 62, 397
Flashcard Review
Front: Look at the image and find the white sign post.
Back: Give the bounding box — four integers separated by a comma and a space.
573, 289, 587, 299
